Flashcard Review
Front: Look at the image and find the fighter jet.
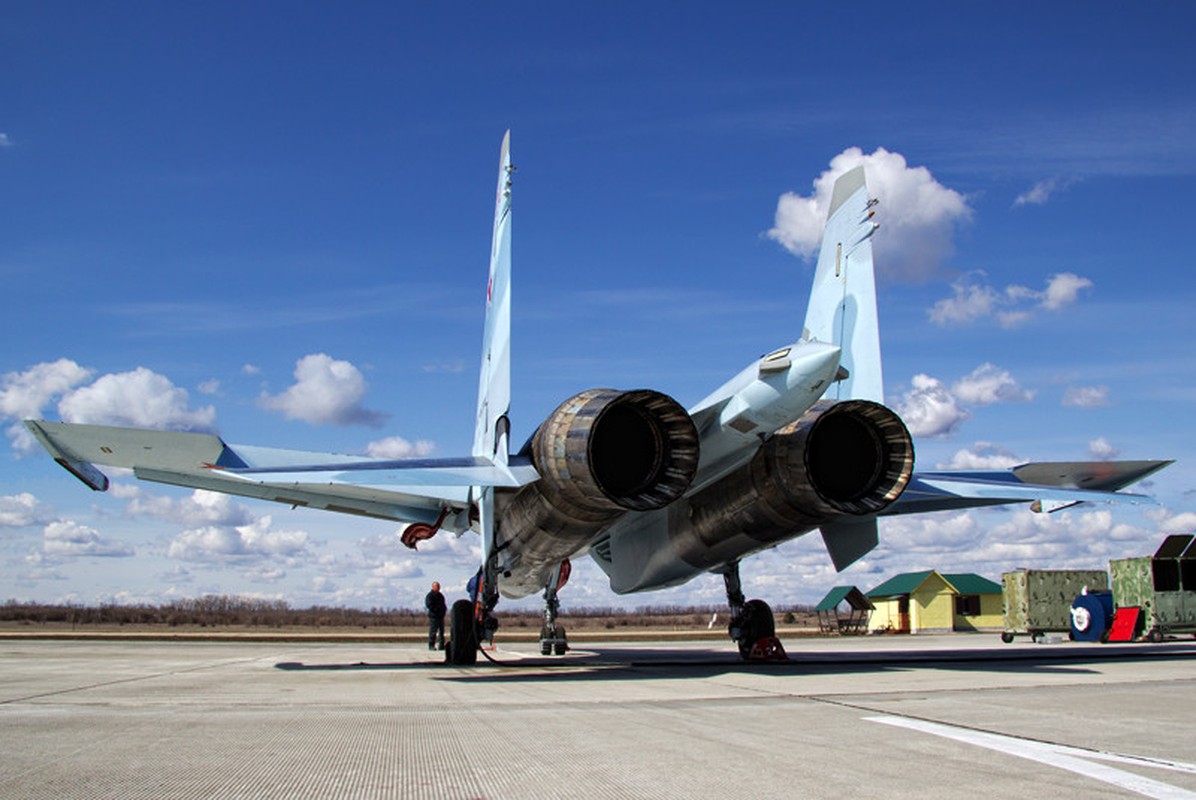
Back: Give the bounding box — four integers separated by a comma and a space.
26, 132, 1170, 662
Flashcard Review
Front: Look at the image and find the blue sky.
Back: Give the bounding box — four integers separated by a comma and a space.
3, 3, 1195, 612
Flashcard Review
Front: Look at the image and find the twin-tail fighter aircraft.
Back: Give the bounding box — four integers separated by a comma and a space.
27, 133, 1171, 663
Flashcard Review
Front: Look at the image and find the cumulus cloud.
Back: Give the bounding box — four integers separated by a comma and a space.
0, 492, 52, 527
0, 359, 93, 453
167, 515, 309, 562
372, 559, 422, 579
122, 487, 255, 528
893, 363, 1039, 439
57, 367, 216, 432
940, 442, 1023, 470
929, 271, 1092, 328
767, 146, 971, 281
364, 435, 436, 459
259, 354, 387, 427
892, 374, 970, 438
951, 363, 1035, 406
1088, 437, 1121, 460
43, 520, 134, 557
1063, 385, 1110, 408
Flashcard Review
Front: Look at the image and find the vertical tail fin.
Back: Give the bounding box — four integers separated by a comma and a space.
473, 131, 514, 464
801, 165, 883, 403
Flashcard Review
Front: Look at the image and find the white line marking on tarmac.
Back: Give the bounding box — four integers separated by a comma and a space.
865, 715, 1196, 800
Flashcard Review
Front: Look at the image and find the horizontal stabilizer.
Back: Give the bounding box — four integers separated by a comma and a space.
885, 460, 1172, 516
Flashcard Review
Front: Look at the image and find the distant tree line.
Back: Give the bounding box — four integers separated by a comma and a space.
2, 596, 817, 630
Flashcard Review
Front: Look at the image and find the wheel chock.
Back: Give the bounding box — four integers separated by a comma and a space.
747, 636, 788, 661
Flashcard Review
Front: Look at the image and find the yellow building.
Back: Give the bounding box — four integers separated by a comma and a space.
866, 571, 1003, 634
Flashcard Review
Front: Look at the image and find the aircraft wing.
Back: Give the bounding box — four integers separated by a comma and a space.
25, 420, 539, 526
882, 460, 1173, 516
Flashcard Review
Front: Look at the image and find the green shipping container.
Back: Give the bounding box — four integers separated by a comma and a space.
1109, 534, 1196, 641
1001, 569, 1108, 642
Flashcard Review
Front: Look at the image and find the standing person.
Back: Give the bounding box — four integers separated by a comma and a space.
425, 581, 446, 651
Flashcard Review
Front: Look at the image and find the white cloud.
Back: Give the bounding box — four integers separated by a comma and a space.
242, 364, 261, 376
1041, 273, 1094, 310
57, 367, 216, 431
1, 359, 94, 453
167, 515, 309, 562
929, 271, 1092, 328
372, 559, 422, 579
940, 442, 1023, 470
1088, 437, 1121, 460
768, 146, 971, 281
1013, 176, 1079, 207
951, 363, 1036, 406
197, 379, 220, 395
122, 487, 255, 528
0, 133, 13, 148
43, 520, 134, 557
259, 353, 386, 427
0, 493, 51, 527
364, 435, 436, 459
892, 374, 970, 438
1063, 385, 1110, 408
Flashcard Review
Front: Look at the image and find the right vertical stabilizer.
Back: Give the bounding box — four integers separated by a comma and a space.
801, 165, 883, 403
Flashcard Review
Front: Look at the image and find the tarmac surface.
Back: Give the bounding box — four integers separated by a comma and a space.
3, 634, 1196, 799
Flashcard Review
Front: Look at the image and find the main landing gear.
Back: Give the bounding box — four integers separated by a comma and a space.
722, 562, 787, 661
539, 560, 571, 656
446, 561, 500, 666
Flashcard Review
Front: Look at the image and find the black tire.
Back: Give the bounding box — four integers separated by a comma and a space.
737, 599, 775, 659
447, 599, 478, 665
1000, 631, 1015, 644
553, 627, 568, 656
1148, 627, 1164, 643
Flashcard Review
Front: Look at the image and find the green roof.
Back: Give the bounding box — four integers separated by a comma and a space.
867, 570, 1000, 598
943, 573, 1001, 595
814, 585, 873, 612
867, 570, 934, 598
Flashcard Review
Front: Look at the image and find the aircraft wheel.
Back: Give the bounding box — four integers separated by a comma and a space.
448, 599, 478, 665
553, 627, 568, 656
737, 599, 775, 659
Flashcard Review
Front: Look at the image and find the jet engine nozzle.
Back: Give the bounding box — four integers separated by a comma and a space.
682, 400, 913, 561
789, 399, 914, 515
496, 389, 699, 597
531, 388, 699, 513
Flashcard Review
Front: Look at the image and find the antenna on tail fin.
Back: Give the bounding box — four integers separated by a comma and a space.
801, 165, 883, 403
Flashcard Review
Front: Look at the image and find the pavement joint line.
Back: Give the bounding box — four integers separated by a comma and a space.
0, 655, 268, 706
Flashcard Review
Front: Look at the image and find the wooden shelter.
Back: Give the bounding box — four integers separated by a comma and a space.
814, 585, 873, 635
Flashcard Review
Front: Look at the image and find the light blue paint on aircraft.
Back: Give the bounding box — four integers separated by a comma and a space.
24, 133, 1171, 661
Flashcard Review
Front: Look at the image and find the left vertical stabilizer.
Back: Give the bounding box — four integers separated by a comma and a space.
474, 131, 514, 464
801, 165, 883, 403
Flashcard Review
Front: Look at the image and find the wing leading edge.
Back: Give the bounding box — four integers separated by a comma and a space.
25, 420, 537, 528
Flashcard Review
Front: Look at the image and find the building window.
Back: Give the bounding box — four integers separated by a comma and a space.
955, 595, 981, 617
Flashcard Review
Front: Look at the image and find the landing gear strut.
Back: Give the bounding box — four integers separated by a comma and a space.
446, 558, 501, 666
722, 562, 787, 661
539, 560, 570, 656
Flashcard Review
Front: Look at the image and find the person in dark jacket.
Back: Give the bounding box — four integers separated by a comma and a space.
425, 581, 446, 650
